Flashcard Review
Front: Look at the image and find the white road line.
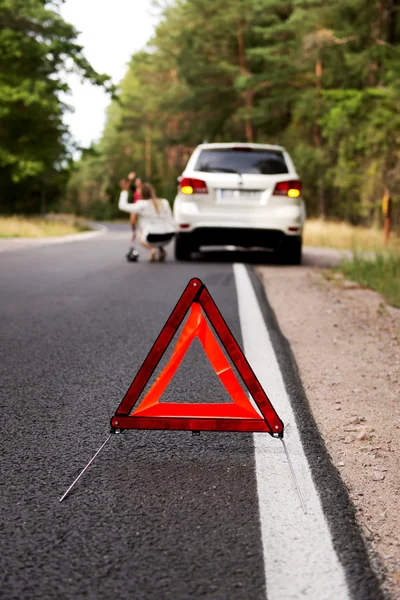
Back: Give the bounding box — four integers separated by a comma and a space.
234, 264, 350, 600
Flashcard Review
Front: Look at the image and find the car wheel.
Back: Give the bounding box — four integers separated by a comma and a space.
281, 236, 302, 265
175, 234, 192, 261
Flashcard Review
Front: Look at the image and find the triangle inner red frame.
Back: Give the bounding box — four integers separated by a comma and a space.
111, 278, 284, 437
129, 303, 261, 420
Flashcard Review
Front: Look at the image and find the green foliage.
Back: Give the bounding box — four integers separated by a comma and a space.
63, 0, 400, 228
319, 88, 400, 222
0, 0, 112, 214
87, 201, 121, 222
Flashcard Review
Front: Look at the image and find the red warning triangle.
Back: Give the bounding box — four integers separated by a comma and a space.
111, 278, 284, 437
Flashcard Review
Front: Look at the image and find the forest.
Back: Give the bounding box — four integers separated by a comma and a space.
1, 0, 400, 230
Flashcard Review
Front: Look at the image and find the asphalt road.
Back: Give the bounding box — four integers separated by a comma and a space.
0, 224, 382, 600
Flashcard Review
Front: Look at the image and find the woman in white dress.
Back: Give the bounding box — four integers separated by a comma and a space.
119, 180, 175, 262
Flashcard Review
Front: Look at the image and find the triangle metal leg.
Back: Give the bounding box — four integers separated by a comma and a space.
281, 438, 307, 514
59, 434, 113, 502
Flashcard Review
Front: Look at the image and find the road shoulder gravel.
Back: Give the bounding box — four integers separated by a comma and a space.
257, 264, 400, 599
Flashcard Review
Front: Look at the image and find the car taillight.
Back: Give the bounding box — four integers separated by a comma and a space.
179, 177, 208, 195
273, 180, 301, 198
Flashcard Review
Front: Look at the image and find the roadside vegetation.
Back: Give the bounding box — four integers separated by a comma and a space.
304, 219, 400, 252
0, 1, 113, 216
0, 216, 89, 238
1, 0, 399, 231
305, 219, 400, 307
63, 0, 400, 233
341, 251, 400, 308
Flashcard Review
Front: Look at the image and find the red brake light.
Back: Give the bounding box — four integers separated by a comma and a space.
273, 180, 301, 198
179, 177, 208, 194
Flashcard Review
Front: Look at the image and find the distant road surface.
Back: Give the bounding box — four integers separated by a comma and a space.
0, 224, 382, 600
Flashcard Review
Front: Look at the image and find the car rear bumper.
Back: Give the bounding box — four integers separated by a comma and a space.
174, 200, 305, 235
178, 227, 299, 250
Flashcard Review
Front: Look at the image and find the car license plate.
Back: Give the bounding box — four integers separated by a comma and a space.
217, 189, 261, 203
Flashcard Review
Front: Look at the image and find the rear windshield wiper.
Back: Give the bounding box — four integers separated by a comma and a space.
201, 167, 242, 175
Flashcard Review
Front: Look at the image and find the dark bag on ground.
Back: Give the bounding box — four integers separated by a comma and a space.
146, 232, 175, 244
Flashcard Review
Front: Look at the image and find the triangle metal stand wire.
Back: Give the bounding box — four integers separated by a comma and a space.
59, 433, 114, 502
59, 433, 307, 514
281, 438, 307, 514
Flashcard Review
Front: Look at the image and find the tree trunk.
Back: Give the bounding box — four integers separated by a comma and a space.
145, 130, 151, 179
313, 58, 323, 148
314, 57, 326, 219
40, 187, 47, 215
369, 2, 384, 85
387, 0, 399, 43
236, 20, 254, 143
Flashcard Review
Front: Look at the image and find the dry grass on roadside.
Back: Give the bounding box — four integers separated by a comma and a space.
0, 216, 89, 238
304, 219, 400, 308
304, 218, 400, 252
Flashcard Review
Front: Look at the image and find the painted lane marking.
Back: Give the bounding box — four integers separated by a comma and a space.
234, 263, 350, 600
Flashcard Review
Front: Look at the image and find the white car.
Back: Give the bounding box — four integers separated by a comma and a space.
173, 142, 306, 263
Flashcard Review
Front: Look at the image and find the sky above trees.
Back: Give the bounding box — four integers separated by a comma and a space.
59, 0, 156, 148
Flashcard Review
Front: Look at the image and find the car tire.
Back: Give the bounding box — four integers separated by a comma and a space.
175, 233, 192, 261
281, 236, 302, 265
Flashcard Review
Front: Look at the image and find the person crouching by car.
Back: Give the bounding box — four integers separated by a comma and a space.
119, 180, 175, 262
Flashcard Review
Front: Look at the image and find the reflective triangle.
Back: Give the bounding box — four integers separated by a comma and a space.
111, 278, 284, 436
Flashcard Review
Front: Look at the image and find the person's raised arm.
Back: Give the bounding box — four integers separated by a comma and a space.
118, 179, 141, 214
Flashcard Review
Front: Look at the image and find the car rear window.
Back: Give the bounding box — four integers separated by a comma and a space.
193, 148, 288, 175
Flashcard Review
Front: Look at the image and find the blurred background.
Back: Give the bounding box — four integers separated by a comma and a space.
1, 0, 399, 229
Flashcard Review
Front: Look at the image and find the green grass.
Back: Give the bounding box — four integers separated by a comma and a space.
341, 251, 400, 308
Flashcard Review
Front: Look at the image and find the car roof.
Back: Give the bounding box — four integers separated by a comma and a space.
195, 142, 286, 152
